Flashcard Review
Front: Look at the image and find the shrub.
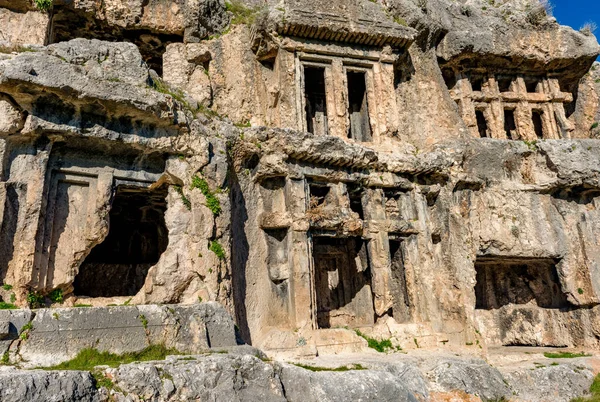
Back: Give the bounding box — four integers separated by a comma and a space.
225, 1, 264, 25
34, 0, 53, 12
0, 302, 17, 310
2, 284, 12, 291
580, 21, 598, 35
48, 288, 63, 304
26, 292, 45, 309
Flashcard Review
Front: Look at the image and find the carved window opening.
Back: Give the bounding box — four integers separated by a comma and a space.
346, 71, 372, 142
504, 109, 518, 139
525, 78, 539, 93
474, 258, 569, 310
74, 185, 169, 297
532, 110, 544, 139
471, 75, 484, 91
347, 184, 364, 220
389, 238, 410, 322
475, 110, 488, 138
312, 236, 374, 329
308, 182, 331, 209
304, 66, 328, 136
497, 76, 513, 92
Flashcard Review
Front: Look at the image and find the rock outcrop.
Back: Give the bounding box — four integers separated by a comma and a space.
1, 0, 600, 400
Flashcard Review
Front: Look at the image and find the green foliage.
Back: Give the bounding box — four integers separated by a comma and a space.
45, 345, 184, 371
48, 289, 63, 304
523, 139, 538, 151
34, 0, 53, 12
591, 122, 599, 130
92, 372, 117, 391
74, 304, 92, 308
0, 302, 17, 310
2, 284, 13, 291
9, 293, 15, 303
225, 1, 263, 25
293, 363, 366, 372
139, 314, 148, 329
191, 176, 222, 216
544, 351, 590, 359
355, 330, 393, 353
209, 241, 226, 260
20, 322, 33, 340
1, 352, 9, 365
26, 292, 45, 309
173, 185, 192, 211
572, 373, 600, 402
578, 288, 585, 295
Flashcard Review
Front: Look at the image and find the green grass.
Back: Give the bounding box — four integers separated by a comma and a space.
173, 185, 192, 211
354, 330, 393, 353
45, 345, 184, 371
74, 304, 92, 308
544, 351, 591, 359
2, 284, 12, 291
191, 176, 222, 216
209, 241, 226, 260
0, 302, 17, 310
293, 363, 366, 372
572, 374, 600, 401
26, 292, 45, 309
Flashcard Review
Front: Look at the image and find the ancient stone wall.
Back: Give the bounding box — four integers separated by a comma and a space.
0, 0, 600, 359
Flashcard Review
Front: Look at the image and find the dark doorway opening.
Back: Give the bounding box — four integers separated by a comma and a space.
504, 109, 518, 139
475, 110, 488, 138
525, 79, 539, 93
304, 66, 328, 136
308, 181, 331, 209
347, 184, 364, 220
474, 257, 569, 310
347, 71, 372, 142
389, 239, 410, 322
312, 236, 374, 329
442, 69, 457, 90
497, 77, 513, 92
532, 110, 544, 139
74, 185, 169, 297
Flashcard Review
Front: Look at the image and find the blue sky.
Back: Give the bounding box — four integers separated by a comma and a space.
552, 0, 600, 32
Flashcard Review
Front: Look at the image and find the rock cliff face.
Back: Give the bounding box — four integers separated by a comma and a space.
1, 0, 600, 400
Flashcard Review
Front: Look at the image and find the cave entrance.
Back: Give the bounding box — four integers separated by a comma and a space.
347, 71, 372, 142
304, 66, 328, 136
312, 236, 374, 329
474, 257, 568, 310
74, 185, 169, 297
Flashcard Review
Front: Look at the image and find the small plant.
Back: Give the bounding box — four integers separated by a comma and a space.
0, 302, 17, 310
191, 176, 222, 216
591, 122, 599, 130
2, 284, 12, 291
74, 304, 93, 308
355, 329, 393, 353
9, 293, 15, 303
20, 322, 33, 340
173, 185, 192, 211
92, 372, 117, 391
1, 351, 9, 365
578, 288, 585, 295
48, 288, 63, 304
139, 314, 148, 329
26, 292, 45, 309
544, 351, 591, 359
580, 21, 598, 35
209, 241, 226, 260
34, 0, 53, 12
123, 298, 133, 306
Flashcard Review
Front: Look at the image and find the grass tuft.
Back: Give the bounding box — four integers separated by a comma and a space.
544, 351, 591, 359
45, 345, 183, 371
209, 240, 226, 260
0, 302, 17, 310
191, 176, 222, 216
355, 329, 393, 353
